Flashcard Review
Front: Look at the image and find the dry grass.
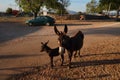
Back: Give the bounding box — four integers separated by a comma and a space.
11, 37, 120, 80
0, 17, 32, 23
0, 17, 119, 80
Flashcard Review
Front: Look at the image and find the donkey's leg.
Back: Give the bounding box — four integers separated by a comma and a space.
50, 57, 54, 68
78, 50, 81, 57
61, 54, 64, 66
68, 51, 73, 68
74, 50, 77, 58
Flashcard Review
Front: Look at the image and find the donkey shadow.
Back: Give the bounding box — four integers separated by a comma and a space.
55, 23, 92, 26
70, 52, 120, 68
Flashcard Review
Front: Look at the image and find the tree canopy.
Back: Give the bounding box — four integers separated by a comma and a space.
6, 8, 13, 14
98, 0, 120, 19
15, 0, 70, 18
86, 0, 98, 14
86, 0, 120, 19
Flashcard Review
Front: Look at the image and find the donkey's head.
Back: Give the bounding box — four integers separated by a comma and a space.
40, 40, 49, 52
54, 24, 70, 48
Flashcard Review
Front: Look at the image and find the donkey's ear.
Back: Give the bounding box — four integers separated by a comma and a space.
41, 42, 44, 45
64, 24, 68, 34
45, 40, 49, 45
47, 40, 49, 44
54, 25, 60, 35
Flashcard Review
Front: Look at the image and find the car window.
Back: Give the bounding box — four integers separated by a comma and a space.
36, 16, 42, 19
36, 17, 40, 19
41, 16, 46, 19
41, 17, 45, 19
35, 17, 39, 20
35, 16, 48, 20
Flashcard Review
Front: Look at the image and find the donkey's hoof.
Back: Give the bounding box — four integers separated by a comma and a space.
61, 64, 63, 66
74, 55, 78, 58
51, 65, 54, 68
67, 66, 71, 69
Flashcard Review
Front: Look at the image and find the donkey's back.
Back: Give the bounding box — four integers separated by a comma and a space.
71, 31, 84, 51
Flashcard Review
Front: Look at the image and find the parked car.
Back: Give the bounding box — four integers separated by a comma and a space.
25, 16, 55, 26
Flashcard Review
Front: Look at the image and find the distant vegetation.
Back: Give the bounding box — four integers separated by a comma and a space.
86, 0, 120, 20
15, 0, 70, 18
6, 8, 19, 16
6, 8, 13, 14
1, 0, 120, 21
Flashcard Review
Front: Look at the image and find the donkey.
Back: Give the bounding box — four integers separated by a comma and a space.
40, 41, 65, 68
54, 24, 84, 68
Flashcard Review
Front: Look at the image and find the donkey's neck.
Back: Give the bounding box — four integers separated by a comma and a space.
64, 38, 72, 50
45, 46, 52, 53
65, 37, 77, 51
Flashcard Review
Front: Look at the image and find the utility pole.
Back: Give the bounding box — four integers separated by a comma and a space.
59, 0, 63, 24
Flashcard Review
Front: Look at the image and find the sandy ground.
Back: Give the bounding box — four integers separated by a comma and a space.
0, 18, 120, 80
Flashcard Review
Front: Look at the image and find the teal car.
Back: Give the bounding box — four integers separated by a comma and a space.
25, 16, 55, 26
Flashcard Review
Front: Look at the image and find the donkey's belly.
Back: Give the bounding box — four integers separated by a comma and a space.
49, 53, 59, 57
72, 42, 83, 51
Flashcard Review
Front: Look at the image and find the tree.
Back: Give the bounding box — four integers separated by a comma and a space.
6, 8, 13, 14
58, 0, 71, 14
59, 0, 71, 8
15, 0, 70, 18
15, 0, 44, 18
45, 0, 65, 14
86, 0, 98, 14
98, 0, 120, 19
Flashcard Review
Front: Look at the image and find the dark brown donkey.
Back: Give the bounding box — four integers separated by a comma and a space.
54, 24, 84, 68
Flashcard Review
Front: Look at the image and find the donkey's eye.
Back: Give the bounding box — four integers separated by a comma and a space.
62, 39, 65, 42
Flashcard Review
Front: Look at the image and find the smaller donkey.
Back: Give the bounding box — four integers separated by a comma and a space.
40, 40, 65, 68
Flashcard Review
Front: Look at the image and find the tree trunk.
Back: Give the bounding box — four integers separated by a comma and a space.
33, 12, 38, 19
108, 3, 111, 16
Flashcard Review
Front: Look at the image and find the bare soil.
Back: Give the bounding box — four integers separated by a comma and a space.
0, 17, 120, 80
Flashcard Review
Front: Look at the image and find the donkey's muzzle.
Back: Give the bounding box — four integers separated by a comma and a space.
59, 46, 65, 55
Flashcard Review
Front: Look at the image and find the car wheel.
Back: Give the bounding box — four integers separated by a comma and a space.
50, 23, 54, 26
28, 23, 32, 26
46, 22, 50, 26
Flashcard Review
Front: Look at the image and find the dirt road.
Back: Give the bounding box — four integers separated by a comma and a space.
0, 20, 120, 80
